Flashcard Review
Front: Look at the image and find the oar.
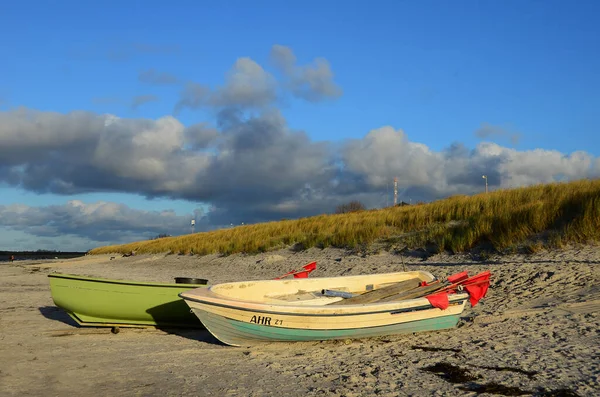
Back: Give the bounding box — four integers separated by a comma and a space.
377, 281, 445, 302
384, 271, 491, 302
327, 277, 422, 305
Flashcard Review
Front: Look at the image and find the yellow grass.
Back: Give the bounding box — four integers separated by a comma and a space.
90, 179, 600, 256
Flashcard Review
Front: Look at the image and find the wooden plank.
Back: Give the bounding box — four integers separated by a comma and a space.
327, 278, 422, 305
378, 283, 444, 302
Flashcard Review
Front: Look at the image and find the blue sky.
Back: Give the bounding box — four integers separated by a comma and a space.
1, 1, 599, 251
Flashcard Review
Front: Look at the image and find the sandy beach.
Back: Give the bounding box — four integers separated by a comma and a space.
1, 246, 598, 396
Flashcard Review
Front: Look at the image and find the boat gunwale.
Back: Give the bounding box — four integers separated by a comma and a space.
180, 290, 469, 317
199, 270, 436, 291
48, 272, 207, 288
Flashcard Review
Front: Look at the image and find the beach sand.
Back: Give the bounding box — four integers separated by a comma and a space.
1, 246, 598, 396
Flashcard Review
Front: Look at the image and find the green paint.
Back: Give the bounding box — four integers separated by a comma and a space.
49, 273, 206, 328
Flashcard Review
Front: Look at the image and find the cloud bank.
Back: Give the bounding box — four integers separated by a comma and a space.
0, 201, 199, 247
2, 44, 598, 247
1, 108, 598, 231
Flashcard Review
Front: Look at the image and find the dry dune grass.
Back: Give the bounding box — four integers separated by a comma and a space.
90, 179, 600, 256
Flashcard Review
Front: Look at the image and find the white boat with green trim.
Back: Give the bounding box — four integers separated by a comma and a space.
180, 270, 481, 347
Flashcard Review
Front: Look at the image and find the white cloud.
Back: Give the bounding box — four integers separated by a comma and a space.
341, 126, 599, 200
270, 44, 342, 102
210, 58, 277, 108
174, 58, 277, 113
175, 45, 343, 114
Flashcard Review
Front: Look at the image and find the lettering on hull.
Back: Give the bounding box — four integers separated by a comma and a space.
249, 315, 271, 325
249, 315, 283, 326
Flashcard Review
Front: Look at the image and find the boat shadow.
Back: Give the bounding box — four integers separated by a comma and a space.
38, 305, 225, 345
39, 305, 79, 327
155, 327, 226, 345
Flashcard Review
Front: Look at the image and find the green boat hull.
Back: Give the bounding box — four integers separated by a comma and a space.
48, 273, 206, 328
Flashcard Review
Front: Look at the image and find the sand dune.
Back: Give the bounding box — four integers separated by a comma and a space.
0, 246, 598, 396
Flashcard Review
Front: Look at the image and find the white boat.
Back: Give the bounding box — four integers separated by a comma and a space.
180, 270, 489, 347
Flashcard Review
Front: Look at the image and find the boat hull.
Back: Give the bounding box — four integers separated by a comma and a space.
186, 298, 466, 346
180, 270, 471, 346
197, 311, 461, 346
49, 273, 205, 328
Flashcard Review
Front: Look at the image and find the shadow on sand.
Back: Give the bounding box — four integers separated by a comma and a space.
157, 327, 225, 345
39, 305, 79, 327
38, 305, 224, 345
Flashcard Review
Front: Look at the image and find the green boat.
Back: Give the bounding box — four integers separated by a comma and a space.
48, 273, 208, 328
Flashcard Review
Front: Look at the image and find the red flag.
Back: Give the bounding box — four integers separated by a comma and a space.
464, 281, 489, 307
293, 262, 317, 278
436, 270, 491, 306
275, 262, 318, 279
425, 292, 450, 310
447, 271, 469, 284
458, 271, 490, 306
462, 270, 491, 286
